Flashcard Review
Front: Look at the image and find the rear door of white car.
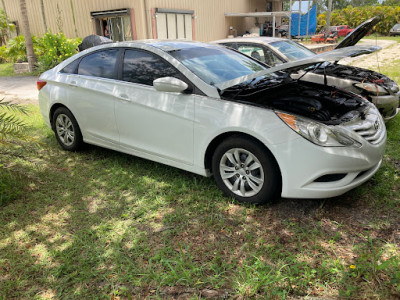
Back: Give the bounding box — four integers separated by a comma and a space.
114, 48, 195, 165
61, 49, 120, 148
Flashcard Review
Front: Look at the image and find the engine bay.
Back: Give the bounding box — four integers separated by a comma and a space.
220, 75, 369, 125
313, 63, 398, 92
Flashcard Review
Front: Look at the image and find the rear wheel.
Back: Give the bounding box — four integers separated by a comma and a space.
212, 136, 280, 204
52, 107, 83, 151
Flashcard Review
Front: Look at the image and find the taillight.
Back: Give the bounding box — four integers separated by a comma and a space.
37, 80, 47, 91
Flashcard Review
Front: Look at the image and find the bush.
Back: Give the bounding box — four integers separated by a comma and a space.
318, 5, 400, 35
5, 35, 38, 63
1, 32, 81, 72
0, 45, 7, 63
35, 32, 81, 72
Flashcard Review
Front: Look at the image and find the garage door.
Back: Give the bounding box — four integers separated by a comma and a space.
155, 11, 193, 40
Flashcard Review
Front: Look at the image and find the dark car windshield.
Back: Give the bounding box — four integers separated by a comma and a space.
168, 46, 267, 85
269, 40, 315, 61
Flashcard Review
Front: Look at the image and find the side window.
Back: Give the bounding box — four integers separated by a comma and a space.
122, 49, 180, 86
237, 45, 265, 63
222, 43, 237, 50
78, 49, 119, 79
61, 59, 80, 74
237, 44, 284, 67
262, 47, 284, 67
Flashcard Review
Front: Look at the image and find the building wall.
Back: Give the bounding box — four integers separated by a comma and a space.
3, 0, 283, 42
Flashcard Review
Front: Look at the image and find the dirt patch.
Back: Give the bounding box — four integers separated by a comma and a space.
0, 75, 38, 105
340, 39, 399, 69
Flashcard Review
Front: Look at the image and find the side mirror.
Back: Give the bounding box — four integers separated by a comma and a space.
153, 77, 189, 93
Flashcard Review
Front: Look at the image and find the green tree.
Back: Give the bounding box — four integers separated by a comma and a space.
325, 0, 350, 11
0, 9, 15, 45
382, 0, 400, 5
349, 0, 379, 6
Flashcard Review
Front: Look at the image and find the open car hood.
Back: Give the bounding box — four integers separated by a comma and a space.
216, 45, 381, 91
335, 17, 381, 49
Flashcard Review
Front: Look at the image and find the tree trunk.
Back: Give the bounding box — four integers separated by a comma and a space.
1, 0, 11, 40
19, 0, 36, 72
325, 0, 333, 38
40, 0, 47, 32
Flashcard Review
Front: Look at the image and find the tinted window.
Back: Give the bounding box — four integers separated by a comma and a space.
61, 59, 80, 74
122, 50, 180, 86
78, 49, 119, 79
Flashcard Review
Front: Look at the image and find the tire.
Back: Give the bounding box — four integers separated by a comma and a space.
52, 107, 83, 151
212, 136, 280, 204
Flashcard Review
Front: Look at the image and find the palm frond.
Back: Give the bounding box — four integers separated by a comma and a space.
0, 100, 28, 141
0, 98, 28, 115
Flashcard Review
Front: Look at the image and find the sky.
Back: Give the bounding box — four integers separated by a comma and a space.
291, 1, 314, 13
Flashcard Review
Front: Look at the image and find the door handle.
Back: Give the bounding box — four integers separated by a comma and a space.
119, 94, 131, 103
68, 80, 77, 87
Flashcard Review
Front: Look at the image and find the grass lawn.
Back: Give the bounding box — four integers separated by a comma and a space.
0, 63, 15, 77
0, 62, 41, 77
363, 35, 400, 42
1, 64, 400, 299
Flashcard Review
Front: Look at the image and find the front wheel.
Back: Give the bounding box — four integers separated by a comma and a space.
212, 136, 280, 204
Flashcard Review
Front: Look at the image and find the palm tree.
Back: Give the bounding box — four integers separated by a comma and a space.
19, 0, 36, 72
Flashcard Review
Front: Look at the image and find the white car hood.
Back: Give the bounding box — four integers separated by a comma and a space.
216, 45, 381, 91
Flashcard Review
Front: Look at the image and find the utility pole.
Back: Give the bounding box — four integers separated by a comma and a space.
325, 0, 333, 38
288, 0, 292, 39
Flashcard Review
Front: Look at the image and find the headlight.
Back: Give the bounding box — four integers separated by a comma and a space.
276, 112, 362, 148
354, 82, 389, 96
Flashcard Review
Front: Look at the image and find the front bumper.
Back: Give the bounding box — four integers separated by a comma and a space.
271, 105, 386, 199
371, 92, 400, 121
273, 134, 386, 199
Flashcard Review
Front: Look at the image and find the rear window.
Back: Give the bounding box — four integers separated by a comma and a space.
61, 59, 80, 74
78, 49, 119, 79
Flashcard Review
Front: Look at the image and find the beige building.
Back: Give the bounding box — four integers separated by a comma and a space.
3, 0, 284, 42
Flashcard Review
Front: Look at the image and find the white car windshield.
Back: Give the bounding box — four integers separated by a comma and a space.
269, 40, 315, 61
168, 46, 267, 85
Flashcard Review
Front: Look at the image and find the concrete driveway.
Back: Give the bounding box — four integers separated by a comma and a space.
0, 75, 38, 104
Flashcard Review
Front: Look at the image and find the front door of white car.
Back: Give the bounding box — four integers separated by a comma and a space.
114, 49, 195, 165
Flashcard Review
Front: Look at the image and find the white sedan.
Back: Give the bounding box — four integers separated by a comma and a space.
38, 41, 386, 204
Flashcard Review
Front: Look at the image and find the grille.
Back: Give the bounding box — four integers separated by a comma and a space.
344, 108, 385, 145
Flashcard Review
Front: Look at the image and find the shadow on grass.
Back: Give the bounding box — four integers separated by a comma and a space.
0, 130, 399, 298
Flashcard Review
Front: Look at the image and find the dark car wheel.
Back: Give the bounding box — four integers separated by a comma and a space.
212, 136, 280, 204
52, 107, 83, 151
